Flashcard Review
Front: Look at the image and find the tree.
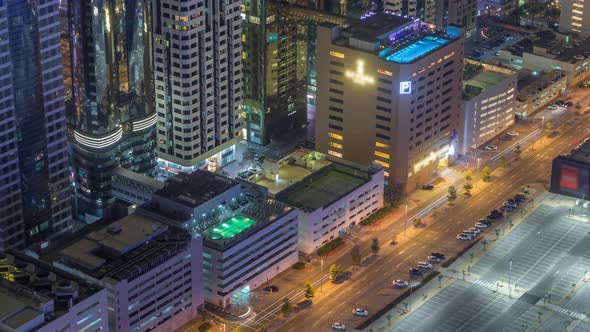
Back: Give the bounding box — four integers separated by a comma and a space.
412, 217, 424, 228
499, 156, 507, 168
481, 166, 492, 182
384, 183, 404, 207
329, 264, 341, 282
463, 182, 473, 196
304, 282, 315, 299
350, 244, 361, 265
545, 121, 554, 136
465, 171, 473, 182
447, 185, 457, 202
438, 275, 443, 288
281, 298, 292, 315
371, 238, 380, 254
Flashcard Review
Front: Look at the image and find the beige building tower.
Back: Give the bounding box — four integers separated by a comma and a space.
315, 14, 464, 192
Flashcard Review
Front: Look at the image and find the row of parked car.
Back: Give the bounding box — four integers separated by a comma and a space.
457, 193, 527, 241
406, 252, 446, 278
331, 308, 371, 330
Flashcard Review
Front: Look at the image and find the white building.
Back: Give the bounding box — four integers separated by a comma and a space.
0, 250, 108, 332
461, 61, 517, 152
276, 161, 384, 255
143, 170, 299, 308
560, 0, 590, 38
53, 214, 203, 332
153, 0, 243, 175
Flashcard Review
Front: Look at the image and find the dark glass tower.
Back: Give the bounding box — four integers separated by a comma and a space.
62, 0, 156, 222
0, 0, 72, 249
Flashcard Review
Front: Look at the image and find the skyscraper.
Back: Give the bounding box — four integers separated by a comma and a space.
384, 0, 437, 23
0, 0, 72, 249
153, 0, 243, 175
63, 1, 157, 222
241, 0, 308, 145
560, 0, 590, 38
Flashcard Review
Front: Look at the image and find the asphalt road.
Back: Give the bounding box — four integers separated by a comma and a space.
393, 202, 590, 332
273, 112, 590, 331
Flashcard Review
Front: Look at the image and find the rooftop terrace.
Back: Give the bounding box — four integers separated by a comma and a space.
569, 138, 590, 164
155, 170, 239, 208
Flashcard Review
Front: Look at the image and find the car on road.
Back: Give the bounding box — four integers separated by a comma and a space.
475, 222, 488, 229
263, 285, 279, 293
548, 105, 559, 110
457, 234, 472, 240
468, 227, 481, 234
484, 145, 498, 151
564, 101, 574, 107
332, 322, 346, 330
393, 279, 409, 288
463, 229, 479, 237
417, 262, 433, 269
507, 131, 519, 136
422, 183, 434, 190
499, 135, 513, 141
352, 308, 369, 317
409, 268, 423, 276
427, 255, 441, 263
431, 252, 446, 260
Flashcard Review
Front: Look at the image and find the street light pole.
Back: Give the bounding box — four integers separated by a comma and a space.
320, 259, 324, 293
409, 283, 413, 312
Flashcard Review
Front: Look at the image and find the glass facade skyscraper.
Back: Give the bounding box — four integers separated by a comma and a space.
62, 0, 157, 222
0, 0, 72, 249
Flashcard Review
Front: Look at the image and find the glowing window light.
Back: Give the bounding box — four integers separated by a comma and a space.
330, 51, 345, 58
345, 60, 375, 85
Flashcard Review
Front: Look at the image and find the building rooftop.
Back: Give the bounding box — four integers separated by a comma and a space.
57, 214, 191, 282
155, 170, 239, 208
506, 31, 590, 64
112, 167, 165, 191
0, 250, 104, 328
463, 62, 514, 100
278, 163, 374, 211
336, 13, 413, 43
569, 138, 590, 164
516, 69, 565, 101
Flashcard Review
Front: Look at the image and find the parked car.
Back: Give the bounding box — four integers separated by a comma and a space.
468, 227, 481, 235
500, 205, 514, 213
463, 230, 479, 237
491, 209, 504, 217
352, 308, 369, 317
332, 322, 346, 330
499, 135, 513, 141
479, 218, 491, 225
487, 213, 499, 220
484, 145, 498, 151
393, 280, 409, 288
514, 194, 527, 201
564, 101, 574, 107
507, 131, 519, 136
409, 268, 423, 276
548, 105, 559, 110
422, 183, 434, 190
427, 256, 441, 263
475, 222, 488, 229
417, 262, 433, 270
457, 234, 472, 240
431, 252, 446, 260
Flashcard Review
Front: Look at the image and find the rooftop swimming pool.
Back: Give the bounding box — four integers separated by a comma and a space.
385, 36, 451, 63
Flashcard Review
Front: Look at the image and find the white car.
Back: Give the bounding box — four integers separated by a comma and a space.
484, 145, 498, 151
457, 234, 472, 240
427, 255, 441, 263
332, 322, 346, 330
417, 262, 433, 269
393, 279, 409, 288
548, 105, 558, 110
507, 131, 519, 137
467, 227, 481, 235
474, 222, 488, 229
352, 308, 369, 317
463, 230, 479, 237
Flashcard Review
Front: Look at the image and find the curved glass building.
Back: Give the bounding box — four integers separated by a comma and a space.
62, 0, 156, 222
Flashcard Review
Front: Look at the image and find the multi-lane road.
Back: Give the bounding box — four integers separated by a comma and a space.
265, 113, 590, 331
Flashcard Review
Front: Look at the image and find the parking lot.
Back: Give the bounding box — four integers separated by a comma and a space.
392, 201, 590, 331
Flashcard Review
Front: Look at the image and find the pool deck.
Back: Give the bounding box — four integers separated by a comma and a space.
385, 36, 451, 64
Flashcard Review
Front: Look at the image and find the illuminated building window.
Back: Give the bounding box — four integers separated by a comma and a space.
572, 22, 583, 27
374, 151, 390, 159
375, 142, 389, 149
328, 132, 343, 140
329, 141, 343, 149
330, 51, 345, 59
328, 150, 342, 158
374, 160, 390, 168
384, 171, 390, 177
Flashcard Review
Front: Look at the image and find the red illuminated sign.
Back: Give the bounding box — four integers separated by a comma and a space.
377, 69, 393, 76
560, 164, 579, 190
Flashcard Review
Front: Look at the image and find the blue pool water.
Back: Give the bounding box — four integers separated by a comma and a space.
385, 36, 450, 63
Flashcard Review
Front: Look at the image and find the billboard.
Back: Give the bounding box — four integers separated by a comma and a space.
560, 164, 579, 190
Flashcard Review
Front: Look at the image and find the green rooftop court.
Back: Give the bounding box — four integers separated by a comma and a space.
279, 167, 366, 211
208, 215, 256, 240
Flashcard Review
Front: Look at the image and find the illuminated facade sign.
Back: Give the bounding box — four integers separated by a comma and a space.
345, 60, 375, 85
377, 69, 393, 76
400, 81, 412, 94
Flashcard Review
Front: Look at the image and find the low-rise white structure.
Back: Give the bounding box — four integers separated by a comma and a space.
0, 250, 108, 332
143, 170, 299, 308
276, 161, 384, 255
51, 214, 203, 332
461, 61, 517, 152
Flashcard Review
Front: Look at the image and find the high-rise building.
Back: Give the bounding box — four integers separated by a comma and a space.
384, 0, 437, 23
62, 1, 157, 222
479, 0, 517, 16
435, 0, 477, 38
315, 14, 464, 192
0, 0, 72, 250
560, 0, 590, 38
153, 0, 243, 175
241, 1, 310, 145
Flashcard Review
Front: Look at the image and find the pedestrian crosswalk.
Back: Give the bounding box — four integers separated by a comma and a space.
473, 279, 498, 291
554, 306, 586, 320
